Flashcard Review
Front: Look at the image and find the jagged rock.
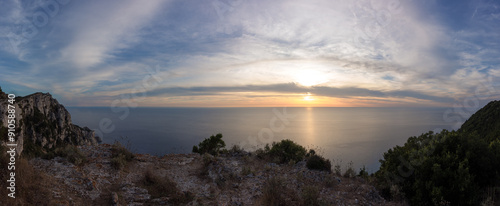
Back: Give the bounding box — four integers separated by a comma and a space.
0, 90, 101, 156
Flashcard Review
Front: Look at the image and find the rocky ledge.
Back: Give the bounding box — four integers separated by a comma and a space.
0, 89, 101, 156
27, 144, 402, 206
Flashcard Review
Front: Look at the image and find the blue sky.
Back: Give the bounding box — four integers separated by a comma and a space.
0, 0, 499, 107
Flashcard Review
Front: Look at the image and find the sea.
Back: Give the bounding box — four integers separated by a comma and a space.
67, 107, 461, 173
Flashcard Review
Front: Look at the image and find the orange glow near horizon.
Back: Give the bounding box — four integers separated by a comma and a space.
79, 92, 453, 108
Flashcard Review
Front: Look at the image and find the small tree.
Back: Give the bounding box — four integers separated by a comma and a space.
269, 139, 307, 164
192, 133, 226, 156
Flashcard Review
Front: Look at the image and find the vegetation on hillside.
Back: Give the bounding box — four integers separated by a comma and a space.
460, 100, 500, 142
110, 141, 135, 170
193, 136, 335, 174
375, 101, 500, 205
192, 133, 226, 156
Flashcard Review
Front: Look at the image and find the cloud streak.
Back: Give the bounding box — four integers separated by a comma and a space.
136, 83, 455, 103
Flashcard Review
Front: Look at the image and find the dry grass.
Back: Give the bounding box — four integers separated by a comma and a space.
260, 176, 299, 205
301, 185, 322, 206
141, 168, 194, 204
0, 148, 53, 205
110, 141, 135, 170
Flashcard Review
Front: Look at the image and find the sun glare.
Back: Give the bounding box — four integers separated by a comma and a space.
294, 69, 329, 87
303, 93, 314, 101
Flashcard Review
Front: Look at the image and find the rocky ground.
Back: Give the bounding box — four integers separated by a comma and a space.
28, 144, 403, 205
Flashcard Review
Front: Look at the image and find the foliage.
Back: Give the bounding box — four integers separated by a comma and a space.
192, 133, 226, 156
268, 139, 307, 164
110, 141, 135, 170
375, 102, 500, 205
358, 165, 369, 179
228, 144, 245, 155
22, 139, 45, 159
375, 129, 500, 205
306, 154, 332, 172
54, 145, 87, 165
459, 100, 500, 143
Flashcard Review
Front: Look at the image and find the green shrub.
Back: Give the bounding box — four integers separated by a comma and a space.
268, 139, 306, 164
192, 133, 226, 156
110, 141, 134, 170
358, 165, 369, 179
375, 129, 500, 205
306, 154, 332, 172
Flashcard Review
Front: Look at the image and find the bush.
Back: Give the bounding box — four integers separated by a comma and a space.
358, 165, 369, 179
54, 145, 87, 165
375, 130, 500, 205
192, 133, 226, 156
268, 139, 306, 164
110, 141, 134, 170
306, 154, 332, 172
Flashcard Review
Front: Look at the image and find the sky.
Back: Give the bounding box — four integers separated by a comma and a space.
0, 0, 499, 107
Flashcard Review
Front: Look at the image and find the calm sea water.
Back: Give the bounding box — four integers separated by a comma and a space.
67, 107, 456, 172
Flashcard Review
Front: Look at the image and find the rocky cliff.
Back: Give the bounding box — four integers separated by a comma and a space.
0, 88, 101, 156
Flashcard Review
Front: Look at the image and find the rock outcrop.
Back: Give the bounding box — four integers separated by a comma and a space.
0, 88, 101, 156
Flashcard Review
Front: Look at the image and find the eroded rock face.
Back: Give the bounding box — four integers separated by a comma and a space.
0, 89, 101, 156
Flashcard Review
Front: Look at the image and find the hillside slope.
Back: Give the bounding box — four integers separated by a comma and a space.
375, 100, 500, 205
460, 100, 500, 142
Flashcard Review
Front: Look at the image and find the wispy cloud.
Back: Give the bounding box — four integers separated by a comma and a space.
0, 0, 498, 106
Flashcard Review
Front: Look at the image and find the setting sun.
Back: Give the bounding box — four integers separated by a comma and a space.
303, 93, 314, 101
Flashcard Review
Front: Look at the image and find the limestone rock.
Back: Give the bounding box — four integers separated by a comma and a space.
0, 90, 101, 156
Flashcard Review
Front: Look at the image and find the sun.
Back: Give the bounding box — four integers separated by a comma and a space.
303, 93, 314, 101
294, 69, 329, 87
